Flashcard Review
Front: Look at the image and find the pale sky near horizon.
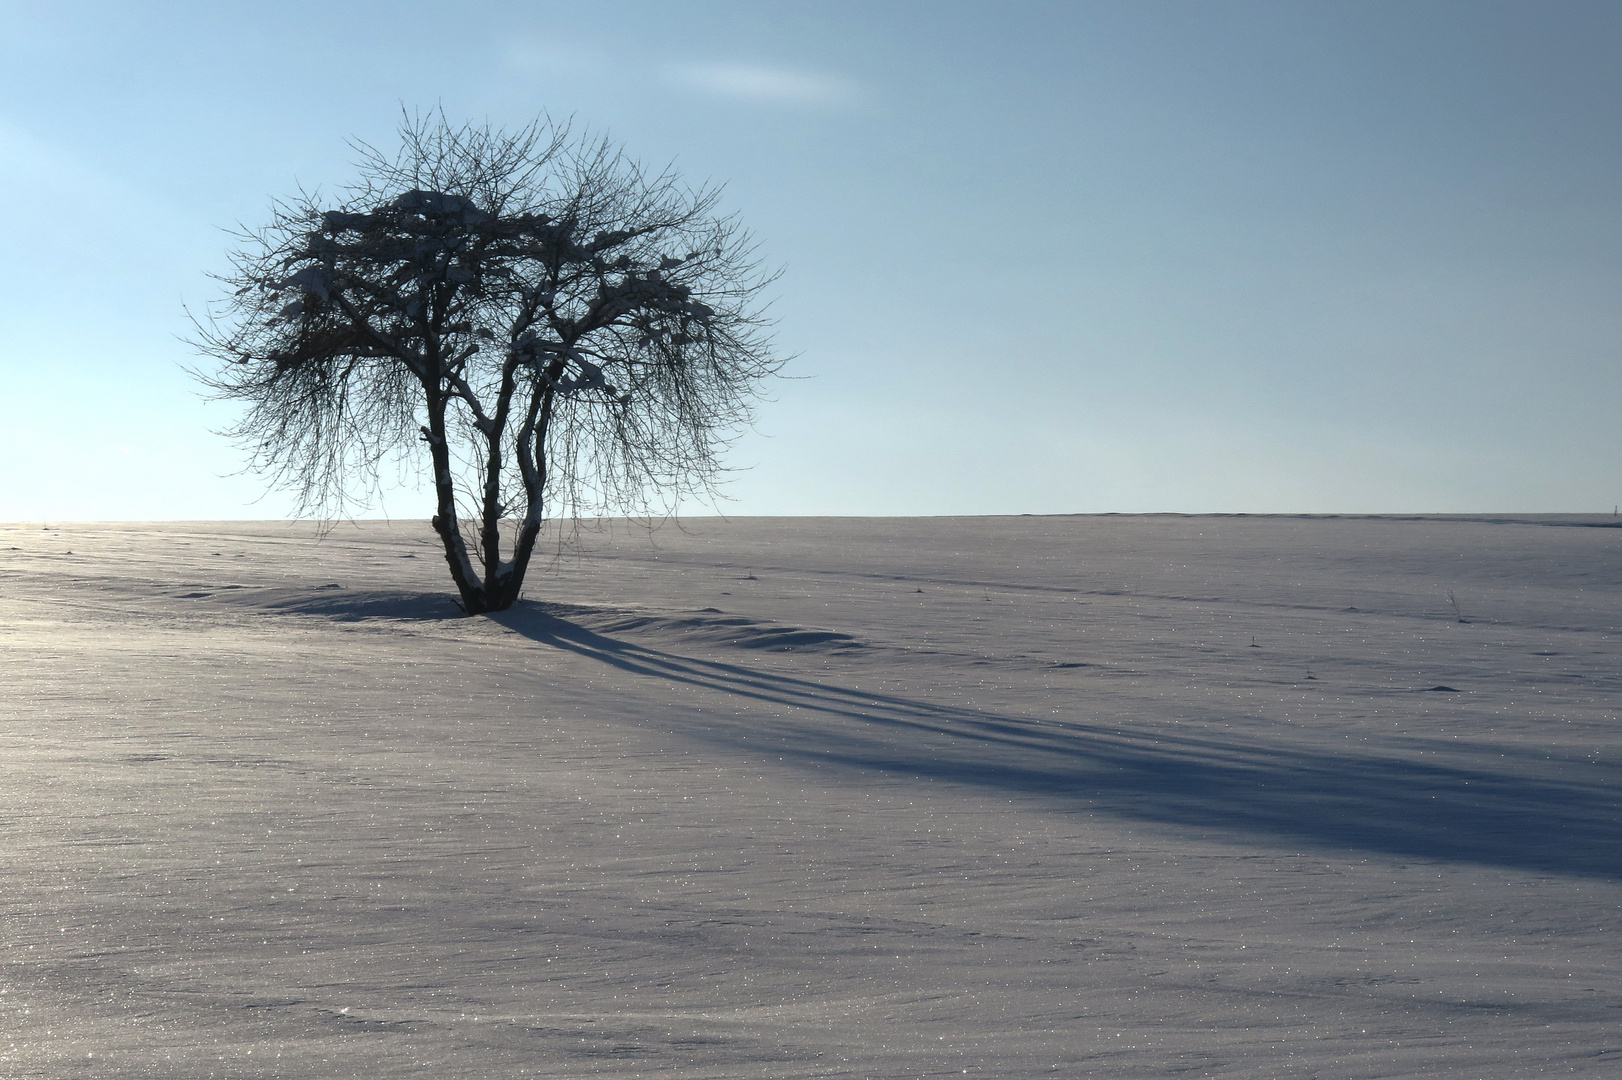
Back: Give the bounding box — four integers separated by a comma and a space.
2, 0, 1618, 519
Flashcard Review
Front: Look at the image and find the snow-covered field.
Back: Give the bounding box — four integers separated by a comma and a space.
2, 515, 1618, 1078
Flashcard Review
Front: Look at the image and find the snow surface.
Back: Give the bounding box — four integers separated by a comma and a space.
1, 515, 1618, 1078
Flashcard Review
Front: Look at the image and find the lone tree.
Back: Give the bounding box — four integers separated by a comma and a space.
194, 115, 780, 613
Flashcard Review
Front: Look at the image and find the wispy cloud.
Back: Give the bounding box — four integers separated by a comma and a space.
501, 38, 612, 80
666, 62, 860, 106
498, 41, 860, 109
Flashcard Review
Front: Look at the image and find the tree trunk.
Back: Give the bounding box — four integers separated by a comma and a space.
481, 517, 542, 611
479, 361, 521, 596
475, 378, 553, 613
424, 392, 488, 613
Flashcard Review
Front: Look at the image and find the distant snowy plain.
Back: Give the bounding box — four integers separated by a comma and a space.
1, 515, 1618, 1078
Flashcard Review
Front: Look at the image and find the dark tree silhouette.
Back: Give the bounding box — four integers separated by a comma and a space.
194, 115, 780, 613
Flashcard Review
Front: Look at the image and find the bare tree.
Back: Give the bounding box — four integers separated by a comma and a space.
193, 114, 781, 613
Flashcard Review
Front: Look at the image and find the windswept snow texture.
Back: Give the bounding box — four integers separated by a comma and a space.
1, 515, 1619, 1078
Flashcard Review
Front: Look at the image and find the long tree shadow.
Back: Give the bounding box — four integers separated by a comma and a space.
492, 602, 1622, 880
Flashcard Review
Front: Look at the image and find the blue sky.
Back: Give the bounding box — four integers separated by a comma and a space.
2, 0, 1618, 518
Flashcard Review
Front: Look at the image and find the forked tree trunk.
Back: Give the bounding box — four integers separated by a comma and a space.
497, 518, 543, 606
465, 380, 552, 613
460, 516, 542, 612
425, 372, 549, 615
